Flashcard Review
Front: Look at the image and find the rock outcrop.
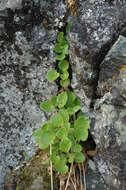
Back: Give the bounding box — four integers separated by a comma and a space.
0, 0, 66, 188
0, 0, 126, 189
68, 1, 126, 189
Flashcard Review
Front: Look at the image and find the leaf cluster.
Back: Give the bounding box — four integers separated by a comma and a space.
34, 91, 90, 174
33, 23, 90, 174
46, 27, 70, 89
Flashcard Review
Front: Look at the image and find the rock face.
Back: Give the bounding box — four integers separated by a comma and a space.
68, 1, 126, 189
69, 0, 126, 112
0, 0, 67, 188
0, 0, 126, 189
90, 35, 126, 190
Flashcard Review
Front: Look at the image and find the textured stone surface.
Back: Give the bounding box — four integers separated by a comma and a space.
1, 0, 126, 189
86, 36, 126, 190
0, 0, 22, 10
0, 0, 67, 188
98, 35, 126, 106
68, 1, 126, 189
69, 0, 126, 112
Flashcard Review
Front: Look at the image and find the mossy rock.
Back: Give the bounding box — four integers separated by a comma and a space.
8, 150, 59, 190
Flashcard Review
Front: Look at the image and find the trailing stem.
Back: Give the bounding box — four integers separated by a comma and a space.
50, 145, 53, 190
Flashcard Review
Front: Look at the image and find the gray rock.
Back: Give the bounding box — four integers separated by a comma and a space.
98, 35, 126, 106
87, 35, 126, 190
68, 1, 126, 189
0, 0, 22, 10
89, 103, 126, 190
6, 0, 22, 10
68, 0, 126, 112
0, 0, 8, 11
0, 0, 67, 187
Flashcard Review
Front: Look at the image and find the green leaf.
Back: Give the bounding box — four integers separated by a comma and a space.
57, 32, 64, 42
56, 127, 68, 139
54, 43, 64, 53
50, 113, 64, 127
40, 100, 54, 112
58, 60, 69, 72
67, 105, 81, 115
60, 138, 72, 153
68, 153, 74, 163
74, 116, 90, 130
51, 96, 57, 107
46, 69, 59, 81
65, 91, 76, 109
62, 44, 69, 55
66, 21, 72, 33
68, 128, 75, 143
52, 143, 59, 157
74, 152, 85, 163
59, 109, 69, 123
73, 105, 81, 113
74, 116, 89, 141
57, 91, 68, 108
60, 71, 69, 80
56, 53, 66, 61
60, 79, 70, 88
71, 144, 82, 153
67, 107, 74, 115
53, 156, 68, 174
33, 127, 55, 149
74, 97, 81, 107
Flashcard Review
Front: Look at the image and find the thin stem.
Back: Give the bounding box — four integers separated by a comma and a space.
70, 177, 77, 190
50, 145, 53, 190
82, 164, 86, 190
79, 164, 83, 190
73, 167, 77, 189
65, 163, 73, 190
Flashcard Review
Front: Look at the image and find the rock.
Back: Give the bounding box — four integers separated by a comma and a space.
6, 0, 22, 10
98, 35, 126, 106
0, 0, 67, 187
88, 103, 126, 190
87, 35, 126, 190
0, 0, 22, 11
68, 0, 126, 112
68, 1, 126, 189
0, 0, 8, 11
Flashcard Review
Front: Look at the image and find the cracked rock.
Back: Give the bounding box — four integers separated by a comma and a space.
88, 35, 126, 190
0, 0, 67, 187
68, 0, 126, 113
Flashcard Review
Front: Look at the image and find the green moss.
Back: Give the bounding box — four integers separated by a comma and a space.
10, 151, 59, 190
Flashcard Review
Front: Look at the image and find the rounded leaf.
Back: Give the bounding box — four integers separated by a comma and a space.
71, 144, 82, 153
74, 116, 90, 130
59, 138, 72, 153
50, 113, 64, 127
60, 79, 70, 88
60, 71, 69, 80
66, 91, 76, 107
57, 91, 68, 108
58, 60, 69, 71
56, 127, 68, 139
40, 100, 54, 112
46, 69, 59, 81
59, 109, 69, 123
56, 53, 66, 61
54, 156, 68, 174
33, 128, 55, 149
74, 152, 85, 163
